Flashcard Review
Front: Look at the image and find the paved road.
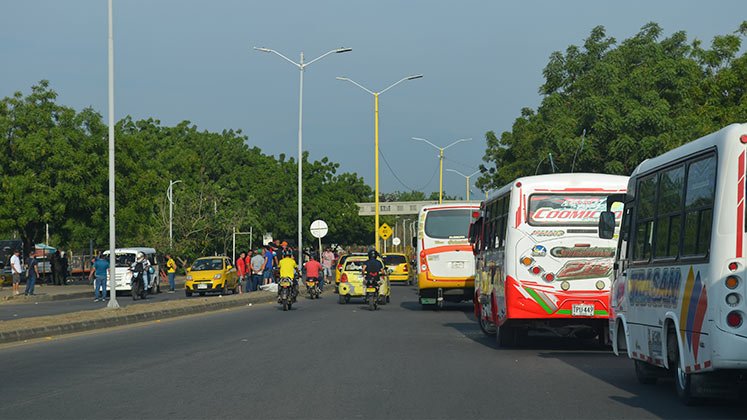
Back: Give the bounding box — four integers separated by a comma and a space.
0, 285, 743, 419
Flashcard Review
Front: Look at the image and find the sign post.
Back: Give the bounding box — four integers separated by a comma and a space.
378, 223, 393, 254
392, 237, 401, 252
310, 220, 329, 260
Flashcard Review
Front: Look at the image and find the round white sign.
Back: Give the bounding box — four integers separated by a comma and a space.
310, 220, 328, 238
392, 237, 401, 246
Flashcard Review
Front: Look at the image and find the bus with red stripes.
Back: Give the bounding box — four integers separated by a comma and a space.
416, 203, 480, 309
468, 174, 628, 347
598, 123, 747, 404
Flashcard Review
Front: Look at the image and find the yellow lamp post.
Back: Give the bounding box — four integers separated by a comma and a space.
337, 74, 423, 252
412, 137, 472, 203
446, 169, 480, 201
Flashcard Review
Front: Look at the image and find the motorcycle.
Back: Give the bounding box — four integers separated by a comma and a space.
130, 270, 147, 300
278, 276, 298, 311
364, 273, 381, 311
305, 276, 321, 299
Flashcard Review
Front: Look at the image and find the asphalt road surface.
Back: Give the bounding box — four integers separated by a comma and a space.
0, 285, 743, 419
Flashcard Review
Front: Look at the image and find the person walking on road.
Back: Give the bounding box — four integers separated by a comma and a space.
10, 249, 23, 296
236, 251, 246, 295
165, 254, 177, 293
91, 253, 110, 302
250, 247, 264, 291
24, 251, 39, 296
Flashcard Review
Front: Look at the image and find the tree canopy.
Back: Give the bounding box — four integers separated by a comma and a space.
476, 22, 747, 190
0, 82, 373, 259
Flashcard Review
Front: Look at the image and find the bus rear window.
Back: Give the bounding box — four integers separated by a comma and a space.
424, 209, 472, 239
528, 195, 610, 226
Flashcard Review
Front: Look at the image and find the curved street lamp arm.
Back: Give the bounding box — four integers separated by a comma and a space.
304, 47, 352, 67
412, 137, 441, 151
468, 170, 481, 178
253, 46, 301, 69
446, 168, 467, 178
379, 74, 423, 95
336, 77, 375, 95
443, 138, 472, 151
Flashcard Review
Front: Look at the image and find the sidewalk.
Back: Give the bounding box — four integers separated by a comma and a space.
0, 276, 186, 305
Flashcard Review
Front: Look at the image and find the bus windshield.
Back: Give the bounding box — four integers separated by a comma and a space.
528, 194, 609, 226
424, 209, 471, 239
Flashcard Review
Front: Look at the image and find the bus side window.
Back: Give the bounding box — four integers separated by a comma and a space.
654, 165, 685, 259
683, 155, 717, 256
633, 174, 657, 262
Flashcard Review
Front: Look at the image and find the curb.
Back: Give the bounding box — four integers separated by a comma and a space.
1, 283, 188, 305
0, 292, 277, 344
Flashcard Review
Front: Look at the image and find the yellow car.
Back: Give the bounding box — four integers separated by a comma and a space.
334, 252, 366, 292
184, 256, 239, 297
337, 255, 391, 305
383, 253, 412, 285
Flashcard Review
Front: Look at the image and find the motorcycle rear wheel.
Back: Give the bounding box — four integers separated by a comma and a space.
283, 302, 289, 311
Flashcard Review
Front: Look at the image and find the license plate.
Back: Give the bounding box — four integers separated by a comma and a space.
452, 261, 464, 269
366, 287, 376, 293
572, 304, 595, 317
197, 284, 208, 290
421, 297, 437, 304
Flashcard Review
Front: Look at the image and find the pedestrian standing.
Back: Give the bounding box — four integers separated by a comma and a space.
236, 251, 246, 295
10, 249, 23, 296
24, 251, 39, 296
91, 253, 110, 302
262, 244, 274, 286
322, 247, 335, 281
244, 250, 253, 292
50, 250, 60, 285
59, 251, 69, 285
250, 247, 264, 291
165, 253, 177, 293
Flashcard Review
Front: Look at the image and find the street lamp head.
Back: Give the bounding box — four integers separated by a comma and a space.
406, 74, 424, 80
253, 47, 272, 53
336, 76, 349, 81
335, 47, 353, 53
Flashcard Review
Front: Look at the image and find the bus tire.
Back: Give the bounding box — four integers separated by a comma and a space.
669, 327, 697, 405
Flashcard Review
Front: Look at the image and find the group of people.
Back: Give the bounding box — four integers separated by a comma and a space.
6, 249, 70, 296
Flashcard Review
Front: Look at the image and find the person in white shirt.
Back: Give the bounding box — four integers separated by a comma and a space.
10, 249, 23, 296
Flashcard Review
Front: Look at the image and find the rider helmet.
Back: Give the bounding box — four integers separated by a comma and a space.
367, 249, 377, 259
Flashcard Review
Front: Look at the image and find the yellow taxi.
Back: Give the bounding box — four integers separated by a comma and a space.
184, 256, 239, 297
337, 255, 391, 305
334, 252, 366, 293
383, 253, 412, 285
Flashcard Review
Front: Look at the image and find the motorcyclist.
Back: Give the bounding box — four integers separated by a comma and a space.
361, 249, 384, 288
277, 249, 299, 297
129, 252, 151, 297
304, 253, 323, 292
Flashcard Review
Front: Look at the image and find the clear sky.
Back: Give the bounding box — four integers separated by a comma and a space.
1, 0, 744, 198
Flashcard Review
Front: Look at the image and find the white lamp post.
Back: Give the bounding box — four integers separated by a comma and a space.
254, 46, 351, 264
107, 0, 119, 309
167, 180, 182, 249
446, 169, 480, 201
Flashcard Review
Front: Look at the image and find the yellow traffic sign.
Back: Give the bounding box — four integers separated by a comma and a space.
378, 223, 393, 240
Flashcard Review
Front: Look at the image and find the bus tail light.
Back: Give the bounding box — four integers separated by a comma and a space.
726, 276, 740, 289
543, 272, 555, 282
726, 293, 740, 307
728, 262, 739, 272
341, 274, 348, 283
531, 266, 542, 275
726, 311, 743, 328
521, 257, 533, 266
740, 134, 747, 144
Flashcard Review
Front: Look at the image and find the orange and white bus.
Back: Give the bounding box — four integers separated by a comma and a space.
469, 174, 628, 347
416, 203, 480, 309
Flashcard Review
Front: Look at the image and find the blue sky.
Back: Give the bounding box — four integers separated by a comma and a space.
1, 0, 744, 198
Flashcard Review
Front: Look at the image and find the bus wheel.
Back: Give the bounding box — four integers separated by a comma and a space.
479, 316, 496, 336
669, 327, 697, 405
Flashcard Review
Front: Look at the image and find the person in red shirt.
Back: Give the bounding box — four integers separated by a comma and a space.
244, 250, 254, 292
304, 254, 324, 291
236, 251, 247, 294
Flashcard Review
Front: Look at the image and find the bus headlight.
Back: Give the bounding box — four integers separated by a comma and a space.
595, 280, 605, 290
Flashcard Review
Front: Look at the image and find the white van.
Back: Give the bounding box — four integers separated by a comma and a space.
96, 247, 161, 293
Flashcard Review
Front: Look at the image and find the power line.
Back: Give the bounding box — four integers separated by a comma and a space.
379, 147, 438, 192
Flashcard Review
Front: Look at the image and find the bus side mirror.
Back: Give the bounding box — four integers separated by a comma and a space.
598, 211, 616, 240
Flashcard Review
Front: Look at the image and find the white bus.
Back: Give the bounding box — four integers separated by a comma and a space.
469, 173, 628, 347
416, 203, 480, 309
599, 123, 747, 404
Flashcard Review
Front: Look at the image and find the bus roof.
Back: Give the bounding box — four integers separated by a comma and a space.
488, 173, 628, 201
630, 123, 747, 179
420, 202, 480, 213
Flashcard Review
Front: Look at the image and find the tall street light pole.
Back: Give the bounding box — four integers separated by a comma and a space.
446, 169, 480, 201
167, 179, 182, 249
336, 74, 423, 253
106, 0, 119, 309
254, 46, 351, 264
412, 137, 472, 204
